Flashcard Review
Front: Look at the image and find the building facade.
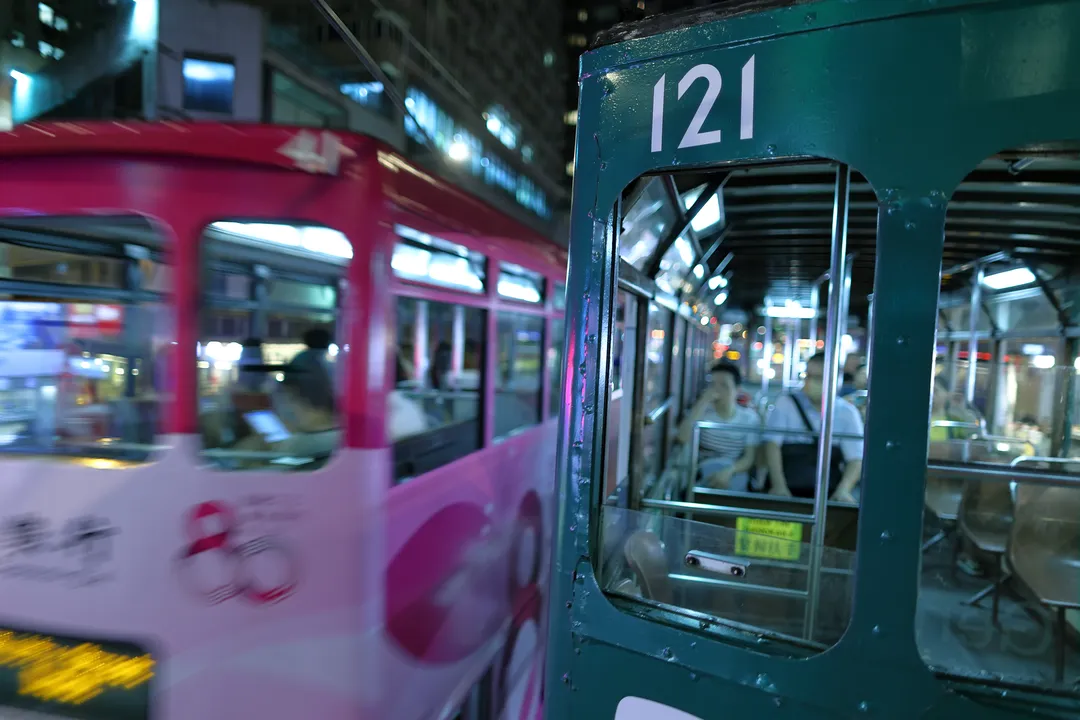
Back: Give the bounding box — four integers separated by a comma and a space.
1, 0, 563, 238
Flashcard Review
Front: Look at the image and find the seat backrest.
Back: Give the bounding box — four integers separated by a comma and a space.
1011, 484, 1080, 563
958, 477, 1014, 538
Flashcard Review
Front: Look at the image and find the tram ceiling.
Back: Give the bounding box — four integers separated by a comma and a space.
618, 151, 1080, 317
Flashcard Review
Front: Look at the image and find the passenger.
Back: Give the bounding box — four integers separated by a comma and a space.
678, 362, 760, 491
929, 375, 980, 444
292, 327, 333, 374
838, 370, 858, 398
763, 352, 864, 503
233, 350, 338, 464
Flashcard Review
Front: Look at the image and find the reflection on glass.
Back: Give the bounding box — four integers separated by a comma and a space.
654, 236, 695, 296
620, 178, 676, 269
601, 506, 854, 650
644, 303, 670, 411
495, 312, 544, 437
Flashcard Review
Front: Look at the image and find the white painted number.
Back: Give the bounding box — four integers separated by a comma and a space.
650, 55, 755, 153
677, 64, 722, 149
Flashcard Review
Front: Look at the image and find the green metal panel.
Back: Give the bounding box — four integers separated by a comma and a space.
547, 0, 1080, 717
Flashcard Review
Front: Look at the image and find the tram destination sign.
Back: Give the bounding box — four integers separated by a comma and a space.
0, 623, 153, 719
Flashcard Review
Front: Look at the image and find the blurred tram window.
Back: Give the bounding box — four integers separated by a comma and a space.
495, 311, 544, 438
392, 296, 485, 482
0, 216, 171, 465
196, 220, 349, 472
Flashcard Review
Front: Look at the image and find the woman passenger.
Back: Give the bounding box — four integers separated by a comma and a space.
678, 362, 761, 491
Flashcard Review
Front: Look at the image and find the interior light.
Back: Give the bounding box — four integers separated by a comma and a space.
700, 316, 709, 326
685, 193, 721, 232
210, 222, 353, 260
497, 278, 541, 303
1074, 356, 1080, 374
707, 275, 728, 290
486, 116, 502, 134
693, 264, 705, 279
1031, 354, 1056, 370
1021, 343, 1045, 356
765, 301, 816, 319
714, 291, 728, 305
328, 343, 339, 358
182, 57, 234, 83
981, 267, 1035, 290
9, 70, 29, 83
447, 140, 470, 162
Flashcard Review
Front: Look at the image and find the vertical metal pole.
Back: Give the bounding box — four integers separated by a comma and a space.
782, 320, 794, 389
804, 164, 850, 640
965, 266, 984, 408
865, 293, 875, 383
761, 319, 773, 396
986, 339, 1005, 434
947, 341, 961, 396
838, 255, 854, 369
809, 284, 820, 350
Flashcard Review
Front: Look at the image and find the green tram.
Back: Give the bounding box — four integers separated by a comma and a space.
546, 1, 1080, 717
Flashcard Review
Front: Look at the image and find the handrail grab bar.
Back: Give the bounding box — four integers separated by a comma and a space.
927, 461, 1080, 488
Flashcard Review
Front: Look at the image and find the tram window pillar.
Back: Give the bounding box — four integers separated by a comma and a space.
249, 266, 269, 339
121, 252, 145, 399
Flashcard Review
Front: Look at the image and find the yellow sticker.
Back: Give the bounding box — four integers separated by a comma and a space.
734, 518, 802, 560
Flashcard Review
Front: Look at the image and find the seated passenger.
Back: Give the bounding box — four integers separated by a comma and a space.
929, 375, 980, 445
763, 352, 864, 503
678, 362, 760, 491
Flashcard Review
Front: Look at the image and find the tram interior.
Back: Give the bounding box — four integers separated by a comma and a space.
597, 151, 1080, 690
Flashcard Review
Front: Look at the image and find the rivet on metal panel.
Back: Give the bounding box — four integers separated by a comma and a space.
858, 701, 870, 712
562, 673, 570, 684
872, 625, 882, 636
804, 12, 816, 24
904, 221, 916, 230
661, 647, 672, 659
880, 530, 891, 541
885, 440, 897, 449
896, 336, 907, 345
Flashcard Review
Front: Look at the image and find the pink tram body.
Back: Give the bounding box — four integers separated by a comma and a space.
0, 122, 565, 720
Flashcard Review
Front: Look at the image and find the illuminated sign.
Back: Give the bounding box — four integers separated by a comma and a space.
0, 624, 153, 719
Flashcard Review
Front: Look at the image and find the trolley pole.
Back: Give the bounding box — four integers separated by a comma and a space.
804, 164, 850, 640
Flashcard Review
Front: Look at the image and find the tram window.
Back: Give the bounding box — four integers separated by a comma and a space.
917, 149, 1080, 690
197, 221, 349, 471
392, 297, 484, 481
0, 216, 171, 464
598, 162, 873, 654
392, 225, 486, 294
548, 316, 565, 418
0, 244, 127, 289
498, 262, 544, 304
619, 178, 675, 270
495, 312, 544, 438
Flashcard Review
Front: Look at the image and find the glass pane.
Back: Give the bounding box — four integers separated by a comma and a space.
498, 262, 544, 304
601, 506, 855, 648
654, 235, 694, 296
553, 282, 566, 311
0, 244, 125, 288
392, 225, 486, 294
495, 312, 543, 437
918, 468, 1080, 688
644, 303, 670, 411
0, 217, 169, 463
620, 178, 676, 270
198, 221, 347, 472
392, 297, 484, 482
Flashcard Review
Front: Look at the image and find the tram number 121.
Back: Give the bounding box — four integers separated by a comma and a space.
650, 56, 755, 153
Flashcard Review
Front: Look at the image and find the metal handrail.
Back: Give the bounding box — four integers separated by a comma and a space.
640, 497, 814, 524
1009, 455, 1080, 468
668, 572, 809, 599
927, 461, 1080, 488
645, 397, 675, 425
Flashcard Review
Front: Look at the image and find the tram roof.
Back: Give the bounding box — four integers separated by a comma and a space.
623, 148, 1080, 318
0, 121, 560, 259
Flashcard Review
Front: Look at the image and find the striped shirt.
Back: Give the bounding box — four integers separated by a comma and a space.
699, 404, 761, 462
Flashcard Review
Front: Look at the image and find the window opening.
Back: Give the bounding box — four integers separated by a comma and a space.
197, 221, 349, 472
0, 216, 171, 465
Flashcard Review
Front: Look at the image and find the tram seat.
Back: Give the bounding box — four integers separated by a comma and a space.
392, 419, 480, 481
1007, 484, 1080, 683
623, 530, 672, 604
957, 478, 1014, 622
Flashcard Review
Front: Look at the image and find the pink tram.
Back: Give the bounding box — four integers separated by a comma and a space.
0, 122, 565, 720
